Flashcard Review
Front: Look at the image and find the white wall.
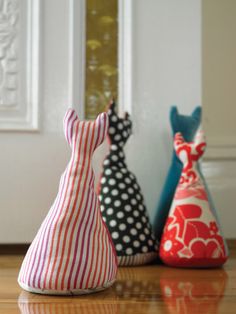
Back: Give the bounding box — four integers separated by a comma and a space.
124, 0, 235, 238
0, 0, 235, 242
0, 0, 71, 242
124, 0, 202, 226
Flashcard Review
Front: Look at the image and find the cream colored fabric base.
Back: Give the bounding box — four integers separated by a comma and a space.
118, 252, 157, 266
18, 279, 115, 296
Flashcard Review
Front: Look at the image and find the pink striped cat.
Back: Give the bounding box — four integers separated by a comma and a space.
18, 109, 117, 295
160, 131, 228, 267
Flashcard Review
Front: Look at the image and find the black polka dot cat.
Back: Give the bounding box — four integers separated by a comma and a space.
98, 101, 158, 266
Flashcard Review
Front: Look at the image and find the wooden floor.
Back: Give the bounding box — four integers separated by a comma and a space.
0, 245, 236, 314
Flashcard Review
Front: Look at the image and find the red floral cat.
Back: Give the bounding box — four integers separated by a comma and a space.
160, 131, 228, 267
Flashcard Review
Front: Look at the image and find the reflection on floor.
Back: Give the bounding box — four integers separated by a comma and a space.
0, 243, 235, 314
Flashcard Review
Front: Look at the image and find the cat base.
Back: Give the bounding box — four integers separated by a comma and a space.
18, 279, 115, 296
118, 252, 157, 266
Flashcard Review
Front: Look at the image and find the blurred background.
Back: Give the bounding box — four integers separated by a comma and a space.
0, 0, 235, 243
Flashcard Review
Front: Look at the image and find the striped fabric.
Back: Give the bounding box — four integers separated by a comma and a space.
18, 109, 117, 295
18, 291, 118, 314
18, 292, 118, 314
18, 303, 118, 314
118, 252, 157, 267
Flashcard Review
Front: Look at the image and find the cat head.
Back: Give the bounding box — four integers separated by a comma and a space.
174, 130, 206, 165
107, 100, 132, 147
63, 109, 108, 154
170, 106, 201, 142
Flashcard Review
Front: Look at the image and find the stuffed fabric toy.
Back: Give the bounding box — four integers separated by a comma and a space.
98, 101, 157, 266
159, 131, 228, 267
154, 106, 201, 241
18, 109, 117, 295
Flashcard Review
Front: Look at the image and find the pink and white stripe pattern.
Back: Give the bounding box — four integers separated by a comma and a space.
18, 109, 117, 295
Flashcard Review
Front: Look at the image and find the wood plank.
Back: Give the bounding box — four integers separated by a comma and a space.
0, 244, 235, 313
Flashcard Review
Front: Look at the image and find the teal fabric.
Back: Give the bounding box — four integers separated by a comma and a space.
153, 106, 201, 241
154, 105, 228, 255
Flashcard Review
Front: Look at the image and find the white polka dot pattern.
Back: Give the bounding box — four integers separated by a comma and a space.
98, 101, 158, 266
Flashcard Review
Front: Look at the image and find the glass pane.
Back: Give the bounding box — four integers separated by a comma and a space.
85, 0, 118, 119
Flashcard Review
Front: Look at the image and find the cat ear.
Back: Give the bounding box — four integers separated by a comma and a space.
124, 112, 132, 134
194, 129, 205, 144
170, 106, 178, 124
125, 112, 130, 119
63, 108, 78, 146
94, 112, 109, 148
174, 132, 185, 151
191, 106, 202, 120
108, 99, 118, 116
174, 132, 192, 164
194, 129, 206, 157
